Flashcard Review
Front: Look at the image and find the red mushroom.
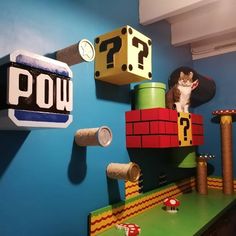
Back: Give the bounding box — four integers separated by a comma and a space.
116, 223, 141, 236
163, 197, 180, 213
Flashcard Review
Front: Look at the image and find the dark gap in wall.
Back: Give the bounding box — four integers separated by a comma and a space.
128, 148, 196, 192
87, 215, 90, 236
130, 89, 135, 110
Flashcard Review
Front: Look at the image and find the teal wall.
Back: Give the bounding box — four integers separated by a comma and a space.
0, 0, 193, 235
193, 52, 236, 176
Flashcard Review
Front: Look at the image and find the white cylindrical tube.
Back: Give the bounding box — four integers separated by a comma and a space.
56, 39, 95, 66
74, 126, 112, 147
106, 162, 141, 182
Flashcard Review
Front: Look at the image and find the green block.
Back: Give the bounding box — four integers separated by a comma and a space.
172, 146, 197, 168
134, 82, 166, 109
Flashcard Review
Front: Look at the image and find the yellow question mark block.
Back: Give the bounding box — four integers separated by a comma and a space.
178, 112, 193, 147
94, 25, 152, 85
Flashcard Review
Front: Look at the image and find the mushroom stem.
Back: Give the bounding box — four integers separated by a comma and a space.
220, 115, 234, 195
197, 158, 208, 195
212, 109, 235, 195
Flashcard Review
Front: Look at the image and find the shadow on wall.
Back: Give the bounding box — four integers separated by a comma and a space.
211, 115, 236, 124
44, 52, 56, 59
106, 177, 121, 205
95, 80, 131, 104
0, 130, 30, 178
128, 148, 196, 192
207, 163, 215, 176
68, 141, 87, 184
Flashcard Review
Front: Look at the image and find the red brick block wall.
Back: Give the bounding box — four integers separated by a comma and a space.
125, 108, 204, 148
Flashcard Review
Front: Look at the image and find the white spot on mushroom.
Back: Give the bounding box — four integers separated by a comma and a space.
170, 199, 176, 205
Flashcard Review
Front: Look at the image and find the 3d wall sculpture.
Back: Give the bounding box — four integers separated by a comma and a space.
116, 223, 141, 236
125, 108, 204, 148
74, 126, 112, 147
212, 109, 236, 195
94, 25, 152, 85
163, 197, 180, 213
125, 175, 143, 200
125, 75, 205, 168
134, 82, 166, 109
89, 178, 195, 236
0, 50, 73, 130
171, 146, 197, 168
127, 79, 204, 148
196, 154, 215, 195
56, 39, 95, 66
106, 162, 141, 182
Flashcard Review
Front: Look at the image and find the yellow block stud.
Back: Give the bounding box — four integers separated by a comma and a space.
94, 25, 152, 85
178, 112, 193, 147
220, 115, 232, 124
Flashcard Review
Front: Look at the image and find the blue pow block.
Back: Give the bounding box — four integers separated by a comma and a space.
0, 50, 73, 130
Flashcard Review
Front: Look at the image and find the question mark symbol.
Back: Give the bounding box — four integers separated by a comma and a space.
99, 36, 122, 69
180, 117, 190, 141
132, 37, 149, 70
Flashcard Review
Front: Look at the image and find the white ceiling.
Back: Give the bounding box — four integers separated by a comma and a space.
139, 0, 236, 59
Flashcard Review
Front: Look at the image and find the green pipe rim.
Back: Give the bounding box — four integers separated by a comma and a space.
134, 82, 166, 90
